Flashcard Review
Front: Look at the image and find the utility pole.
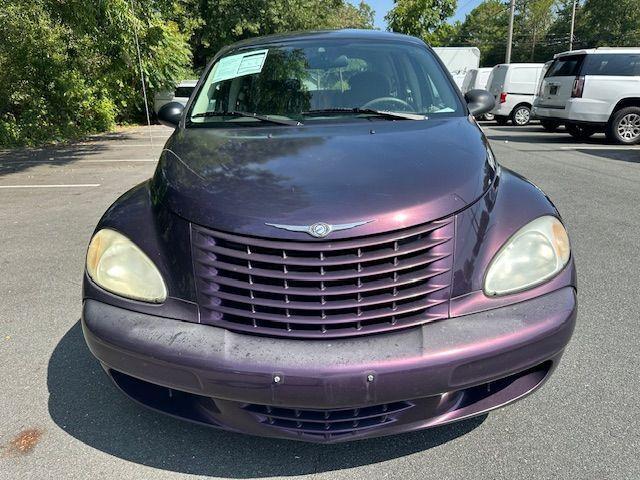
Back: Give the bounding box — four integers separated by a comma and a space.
506, 0, 516, 63
569, 0, 578, 51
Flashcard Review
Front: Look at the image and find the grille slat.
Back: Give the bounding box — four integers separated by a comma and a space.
203, 219, 451, 252
202, 297, 448, 325
197, 252, 451, 282
243, 402, 414, 437
194, 236, 451, 267
203, 282, 449, 311
192, 219, 454, 338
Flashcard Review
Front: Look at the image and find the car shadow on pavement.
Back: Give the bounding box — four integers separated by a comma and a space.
48, 322, 486, 478
0, 128, 162, 177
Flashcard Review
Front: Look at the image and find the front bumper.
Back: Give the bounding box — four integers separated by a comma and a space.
82, 287, 576, 443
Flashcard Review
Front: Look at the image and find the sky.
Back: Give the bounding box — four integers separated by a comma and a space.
353, 0, 484, 29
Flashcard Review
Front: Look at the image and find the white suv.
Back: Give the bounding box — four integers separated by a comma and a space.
533, 48, 640, 144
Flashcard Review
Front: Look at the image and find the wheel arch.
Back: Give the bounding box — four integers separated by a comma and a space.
610, 98, 640, 118
511, 102, 533, 115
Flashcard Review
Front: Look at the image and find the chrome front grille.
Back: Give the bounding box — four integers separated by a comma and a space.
191, 219, 454, 338
243, 401, 414, 439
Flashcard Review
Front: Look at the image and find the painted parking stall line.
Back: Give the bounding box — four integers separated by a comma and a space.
560, 145, 640, 151
1, 158, 157, 165
0, 184, 101, 189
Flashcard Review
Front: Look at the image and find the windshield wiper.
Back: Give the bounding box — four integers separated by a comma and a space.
302, 108, 427, 121
191, 110, 303, 126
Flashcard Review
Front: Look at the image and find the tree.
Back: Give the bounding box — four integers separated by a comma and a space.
385, 0, 458, 40
428, 21, 462, 46
0, 0, 193, 146
456, 0, 509, 66
576, 0, 640, 47
191, 0, 375, 68
512, 0, 556, 61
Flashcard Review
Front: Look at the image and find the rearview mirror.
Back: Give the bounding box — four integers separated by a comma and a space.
465, 89, 495, 118
157, 102, 184, 128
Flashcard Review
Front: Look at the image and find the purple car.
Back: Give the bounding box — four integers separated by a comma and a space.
82, 30, 576, 443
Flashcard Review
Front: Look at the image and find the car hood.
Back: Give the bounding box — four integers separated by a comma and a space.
152, 117, 494, 239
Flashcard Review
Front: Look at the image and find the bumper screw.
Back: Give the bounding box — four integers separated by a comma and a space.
367, 374, 375, 383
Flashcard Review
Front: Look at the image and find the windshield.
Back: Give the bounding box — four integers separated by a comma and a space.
188, 39, 463, 126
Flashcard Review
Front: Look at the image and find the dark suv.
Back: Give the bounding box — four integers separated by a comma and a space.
82, 30, 577, 443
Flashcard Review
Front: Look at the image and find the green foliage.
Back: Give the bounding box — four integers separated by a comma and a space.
456, 0, 640, 66
0, 0, 375, 147
428, 21, 462, 47
0, 0, 193, 147
454, 0, 508, 66
190, 0, 375, 67
575, 0, 640, 47
385, 0, 458, 39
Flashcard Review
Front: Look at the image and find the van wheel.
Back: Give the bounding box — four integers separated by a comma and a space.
511, 105, 531, 126
566, 123, 596, 140
606, 107, 640, 145
495, 116, 509, 126
540, 120, 561, 132
483, 113, 495, 121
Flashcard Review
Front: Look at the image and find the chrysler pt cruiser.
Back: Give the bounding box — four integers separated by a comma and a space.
82, 30, 577, 443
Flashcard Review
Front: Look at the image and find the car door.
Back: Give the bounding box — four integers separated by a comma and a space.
538, 54, 585, 109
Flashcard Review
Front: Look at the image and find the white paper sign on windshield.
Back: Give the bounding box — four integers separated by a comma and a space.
212, 49, 269, 83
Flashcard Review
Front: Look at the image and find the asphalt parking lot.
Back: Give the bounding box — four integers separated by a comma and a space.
1, 122, 638, 479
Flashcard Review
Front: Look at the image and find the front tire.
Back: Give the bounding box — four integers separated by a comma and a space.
483, 113, 495, 121
540, 119, 561, 132
566, 123, 597, 140
511, 105, 531, 126
606, 107, 640, 145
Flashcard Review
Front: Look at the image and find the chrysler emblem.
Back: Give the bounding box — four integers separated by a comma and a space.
265, 220, 373, 238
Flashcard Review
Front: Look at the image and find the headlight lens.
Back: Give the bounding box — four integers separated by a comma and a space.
484, 216, 570, 296
86, 229, 167, 303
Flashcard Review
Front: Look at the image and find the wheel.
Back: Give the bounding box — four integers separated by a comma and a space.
483, 113, 495, 121
566, 123, 597, 140
606, 107, 640, 145
540, 119, 561, 132
511, 105, 531, 126
494, 115, 509, 126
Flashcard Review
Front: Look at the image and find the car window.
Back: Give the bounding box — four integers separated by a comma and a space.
188, 39, 463, 126
174, 87, 195, 98
582, 54, 640, 76
546, 55, 585, 77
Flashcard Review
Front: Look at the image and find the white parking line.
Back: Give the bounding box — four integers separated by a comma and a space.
560, 146, 640, 150
2, 158, 157, 165
0, 184, 100, 189
76, 143, 165, 148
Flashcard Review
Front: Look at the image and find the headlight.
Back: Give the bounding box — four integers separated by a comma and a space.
86, 229, 167, 303
484, 216, 570, 296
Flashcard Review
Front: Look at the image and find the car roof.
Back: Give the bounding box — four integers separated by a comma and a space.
493, 63, 545, 68
217, 29, 426, 57
555, 47, 640, 58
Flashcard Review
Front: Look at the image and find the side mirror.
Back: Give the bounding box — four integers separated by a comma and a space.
157, 101, 184, 128
465, 89, 495, 118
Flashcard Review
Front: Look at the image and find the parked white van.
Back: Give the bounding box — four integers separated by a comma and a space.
532, 48, 640, 144
487, 63, 545, 126
462, 67, 494, 92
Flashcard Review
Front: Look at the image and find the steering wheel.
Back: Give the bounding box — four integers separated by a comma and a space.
361, 96, 414, 111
